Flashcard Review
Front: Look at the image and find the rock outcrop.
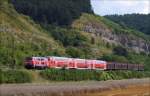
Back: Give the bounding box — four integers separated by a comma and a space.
72, 14, 150, 54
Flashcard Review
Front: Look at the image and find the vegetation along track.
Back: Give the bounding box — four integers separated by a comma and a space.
0, 78, 150, 96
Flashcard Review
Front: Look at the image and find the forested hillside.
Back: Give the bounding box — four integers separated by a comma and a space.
0, 0, 150, 71
105, 14, 150, 35
11, 0, 93, 26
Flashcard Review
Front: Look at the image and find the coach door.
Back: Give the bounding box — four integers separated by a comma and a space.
85, 60, 93, 69
95, 60, 106, 70
47, 57, 56, 68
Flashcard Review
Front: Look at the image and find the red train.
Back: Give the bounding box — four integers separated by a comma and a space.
24, 56, 144, 71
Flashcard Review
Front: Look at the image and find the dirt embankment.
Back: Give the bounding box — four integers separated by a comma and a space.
0, 78, 150, 96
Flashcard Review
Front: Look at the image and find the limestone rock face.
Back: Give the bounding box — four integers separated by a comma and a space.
82, 23, 150, 53
72, 14, 150, 53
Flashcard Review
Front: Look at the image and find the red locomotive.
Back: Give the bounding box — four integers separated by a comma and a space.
24, 56, 144, 71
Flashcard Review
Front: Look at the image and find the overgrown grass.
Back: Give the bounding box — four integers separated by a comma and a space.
1, 69, 149, 84
0, 0, 65, 67
0, 69, 32, 83
40, 69, 150, 81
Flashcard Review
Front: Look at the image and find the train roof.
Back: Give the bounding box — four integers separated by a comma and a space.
47, 56, 70, 59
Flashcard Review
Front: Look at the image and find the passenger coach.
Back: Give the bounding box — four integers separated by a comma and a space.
24, 56, 144, 71
25, 56, 106, 70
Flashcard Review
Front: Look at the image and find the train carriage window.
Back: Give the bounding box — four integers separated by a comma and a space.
26, 57, 32, 60
95, 60, 106, 64
41, 58, 45, 61
37, 58, 41, 61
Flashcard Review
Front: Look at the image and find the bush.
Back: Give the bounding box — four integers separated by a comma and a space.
50, 28, 88, 47
40, 69, 150, 81
100, 54, 128, 63
66, 47, 84, 58
40, 69, 95, 81
0, 69, 32, 83
113, 46, 128, 56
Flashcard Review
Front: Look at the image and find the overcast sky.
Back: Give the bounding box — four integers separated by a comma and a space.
91, 0, 150, 16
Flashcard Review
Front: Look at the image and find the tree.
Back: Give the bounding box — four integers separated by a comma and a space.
11, 0, 93, 26
113, 46, 128, 56
105, 14, 150, 35
66, 47, 84, 58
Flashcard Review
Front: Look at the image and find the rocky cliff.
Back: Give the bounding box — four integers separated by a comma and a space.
72, 14, 150, 54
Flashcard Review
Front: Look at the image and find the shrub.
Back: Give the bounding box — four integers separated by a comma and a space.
100, 54, 128, 63
66, 47, 84, 58
40, 69, 150, 81
0, 69, 32, 83
113, 46, 128, 56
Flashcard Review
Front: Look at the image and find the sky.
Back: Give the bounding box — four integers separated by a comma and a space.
91, 0, 150, 16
